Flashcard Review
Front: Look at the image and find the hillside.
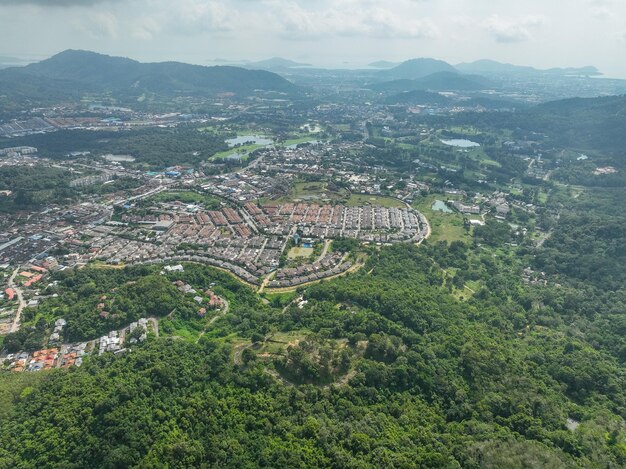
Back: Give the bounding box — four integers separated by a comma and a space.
0, 50, 297, 109
380, 58, 457, 79
520, 95, 626, 156
1, 245, 626, 467
384, 89, 450, 105
370, 72, 492, 93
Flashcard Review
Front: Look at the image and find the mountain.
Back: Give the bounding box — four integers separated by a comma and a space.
370, 71, 493, 93
456, 59, 601, 77
522, 95, 626, 155
244, 57, 311, 70
384, 89, 450, 105
0, 50, 297, 108
380, 58, 457, 79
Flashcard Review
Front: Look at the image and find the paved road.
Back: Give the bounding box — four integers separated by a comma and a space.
316, 240, 332, 261
8, 266, 26, 333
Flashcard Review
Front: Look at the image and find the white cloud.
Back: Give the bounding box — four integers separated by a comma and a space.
128, 0, 236, 40
264, 0, 439, 39
586, 0, 618, 19
0, 0, 122, 5
72, 11, 119, 39
483, 14, 545, 43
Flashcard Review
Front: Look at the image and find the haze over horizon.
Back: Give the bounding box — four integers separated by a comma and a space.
1, 0, 625, 77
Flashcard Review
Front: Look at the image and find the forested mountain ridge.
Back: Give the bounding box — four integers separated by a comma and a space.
0, 50, 298, 109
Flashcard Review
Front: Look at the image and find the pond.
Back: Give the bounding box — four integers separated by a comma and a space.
226, 135, 273, 147
440, 138, 480, 148
431, 200, 453, 213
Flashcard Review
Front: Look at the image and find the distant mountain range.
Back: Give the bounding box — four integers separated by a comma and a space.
0, 50, 297, 109
366, 57, 604, 95
242, 57, 312, 71
455, 59, 601, 77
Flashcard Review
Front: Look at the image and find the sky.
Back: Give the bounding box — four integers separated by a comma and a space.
1, 0, 625, 76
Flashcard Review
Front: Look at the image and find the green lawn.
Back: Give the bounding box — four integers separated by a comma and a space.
287, 247, 314, 259
281, 136, 320, 147
210, 144, 264, 161
150, 191, 221, 209
273, 181, 349, 203
413, 194, 471, 244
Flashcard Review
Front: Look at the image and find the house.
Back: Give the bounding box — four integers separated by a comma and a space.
4, 288, 15, 300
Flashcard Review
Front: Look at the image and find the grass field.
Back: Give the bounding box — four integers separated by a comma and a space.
346, 194, 405, 208
281, 136, 320, 147
287, 247, 314, 259
413, 194, 471, 244
256, 331, 307, 356
210, 144, 265, 161
150, 191, 221, 208
272, 181, 349, 204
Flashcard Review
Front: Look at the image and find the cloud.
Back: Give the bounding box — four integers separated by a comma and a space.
0, 0, 122, 6
72, 11, 118, 38
265, 0, 439, 39
586, 0, 618, 19
483, 14, 545, 43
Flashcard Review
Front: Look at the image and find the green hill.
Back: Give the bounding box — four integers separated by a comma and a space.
380, 58, 457, 79
0, 50, 298, 110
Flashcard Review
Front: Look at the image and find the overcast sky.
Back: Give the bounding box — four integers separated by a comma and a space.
1, 0, 625, 76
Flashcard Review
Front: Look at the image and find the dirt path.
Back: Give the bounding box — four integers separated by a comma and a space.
148, 317, 159, 338
195, 298, 229, 343
8, 266, 27, 333
257, 272, 275, 294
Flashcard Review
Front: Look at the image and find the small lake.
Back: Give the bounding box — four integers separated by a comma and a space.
226, 135, 273, 147
432, 200, 453, 213
440, 139, 480, 148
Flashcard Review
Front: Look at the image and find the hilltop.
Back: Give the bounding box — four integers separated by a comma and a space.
0, 50, 297, 110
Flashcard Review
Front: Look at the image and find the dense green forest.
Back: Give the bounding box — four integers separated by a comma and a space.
0, 165, 76, 211
2, 125, 228, 169
0, 166, 141, 212
1, 243, 625, 467
533, 186, 626, 291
